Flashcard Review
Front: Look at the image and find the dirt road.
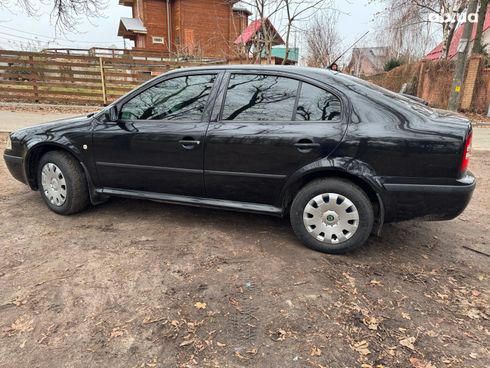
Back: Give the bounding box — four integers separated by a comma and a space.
0, 134, 489, 368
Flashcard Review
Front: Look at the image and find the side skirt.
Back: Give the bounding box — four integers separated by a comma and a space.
95, 188, 284, 216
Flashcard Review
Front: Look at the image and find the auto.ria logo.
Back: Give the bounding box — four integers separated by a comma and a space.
429, 12, 478, 24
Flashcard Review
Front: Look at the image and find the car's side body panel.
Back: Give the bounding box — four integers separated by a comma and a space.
3, 65, 475, 225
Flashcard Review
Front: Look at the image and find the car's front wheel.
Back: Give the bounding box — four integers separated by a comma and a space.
37, 151, 90, 215
290, 178, 374, 254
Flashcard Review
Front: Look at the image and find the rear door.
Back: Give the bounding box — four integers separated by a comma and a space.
204, 72, 345, 207
92, 72, 220, 196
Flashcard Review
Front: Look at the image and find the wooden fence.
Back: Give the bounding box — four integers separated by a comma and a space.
0, 50, 225, 106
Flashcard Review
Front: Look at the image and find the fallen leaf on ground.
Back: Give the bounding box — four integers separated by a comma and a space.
409, 357, 436, 368
363, 316, 379, 330
352, 340, 371, 355
343, 272, 357, 290
272, 328, 288, 341
310, 346, 322, 356
216, 341, 226, 347
234, 351, 245, 359
109, 327, 125, 340
465, 308, 481, 319
400, 336, 416, 350
179, 339, 194, 347
402, 312, 412, 320
3, 317, 34, 336
194, 302, 207, 310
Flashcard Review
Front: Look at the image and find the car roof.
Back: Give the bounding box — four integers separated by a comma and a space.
166, 64, 339, 80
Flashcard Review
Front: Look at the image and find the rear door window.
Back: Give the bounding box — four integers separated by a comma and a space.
222, 74, 299, 121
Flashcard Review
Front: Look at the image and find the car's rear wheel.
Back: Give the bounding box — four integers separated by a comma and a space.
37, 151, 90, 215
290, 178, 374, 254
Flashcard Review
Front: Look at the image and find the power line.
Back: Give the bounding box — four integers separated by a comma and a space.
0, 25, 125, 44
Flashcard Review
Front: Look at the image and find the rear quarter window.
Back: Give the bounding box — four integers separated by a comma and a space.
296, 83, 341, 121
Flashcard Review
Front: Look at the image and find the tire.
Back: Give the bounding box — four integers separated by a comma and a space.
290, 178, 374, 254
37, 151, 90, 215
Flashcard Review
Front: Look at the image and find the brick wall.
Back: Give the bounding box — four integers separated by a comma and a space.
130, 0, 245, 58
143, 0, 170, 52
473, 68, 490, 113
366, 57, 490, 112
175, 0, 233, 58
419, 61, 454, 108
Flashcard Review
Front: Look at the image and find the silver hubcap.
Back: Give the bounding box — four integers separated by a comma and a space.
41, 163, 67, 207
303, 193, 359, 244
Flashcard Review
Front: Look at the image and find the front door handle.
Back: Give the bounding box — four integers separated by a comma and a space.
179, 137, 200, 150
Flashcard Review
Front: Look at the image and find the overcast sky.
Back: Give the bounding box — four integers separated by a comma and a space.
0, 0, 384, 60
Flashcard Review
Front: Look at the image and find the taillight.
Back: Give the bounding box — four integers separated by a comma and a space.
461, 131, 472, 174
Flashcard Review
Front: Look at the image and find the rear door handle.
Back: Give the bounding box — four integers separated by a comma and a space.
179, 137, 200, 149
294, 139, 319, 152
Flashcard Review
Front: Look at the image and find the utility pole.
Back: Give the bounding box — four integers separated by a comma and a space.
448, 0, 478, 111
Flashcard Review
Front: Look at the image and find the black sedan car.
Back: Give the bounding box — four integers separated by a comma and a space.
3, 66, 475, 254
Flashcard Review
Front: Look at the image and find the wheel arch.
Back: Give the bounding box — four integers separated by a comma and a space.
24, 143, 105, 205
282, 168, 385, 234
25, 142, 83, 190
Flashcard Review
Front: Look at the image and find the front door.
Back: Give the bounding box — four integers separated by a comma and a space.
204, 72, 345, 207
92, 72, 219, 197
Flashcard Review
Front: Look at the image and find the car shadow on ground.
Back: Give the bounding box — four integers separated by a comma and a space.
80, 195, 439, 261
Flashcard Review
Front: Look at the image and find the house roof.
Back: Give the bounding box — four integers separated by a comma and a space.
234, 18, 285, 46
118, 17, 147, 38
426, 5, 490, 60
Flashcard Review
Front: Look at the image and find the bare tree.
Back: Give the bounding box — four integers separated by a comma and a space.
472, 0, 489, 54
281, 0, 333, 65
304, 12, 340, 67
239, 0, 336, 64
440, 0, 467, 59
374, 0, 468, 60
0, 0, 108, 32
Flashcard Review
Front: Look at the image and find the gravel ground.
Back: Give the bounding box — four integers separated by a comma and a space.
0, 134, 489, 368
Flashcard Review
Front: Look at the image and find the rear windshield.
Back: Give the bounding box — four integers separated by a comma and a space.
337, 72, 436, 117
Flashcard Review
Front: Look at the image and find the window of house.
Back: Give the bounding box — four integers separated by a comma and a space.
296, 83, 341, 121
152, 36, 165, 44
120, 74, 216, 121
222, 74, 299, 121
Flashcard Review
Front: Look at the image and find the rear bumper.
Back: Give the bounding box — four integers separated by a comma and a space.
383, 173, 476, 222
3, 153, 27, 184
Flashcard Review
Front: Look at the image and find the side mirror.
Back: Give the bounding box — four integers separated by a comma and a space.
107, 105, 119, 122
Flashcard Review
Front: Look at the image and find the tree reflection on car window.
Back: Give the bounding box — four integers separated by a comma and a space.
296, 83, 341, 121
222, 74, 298, 121
120, 75, 216, 121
